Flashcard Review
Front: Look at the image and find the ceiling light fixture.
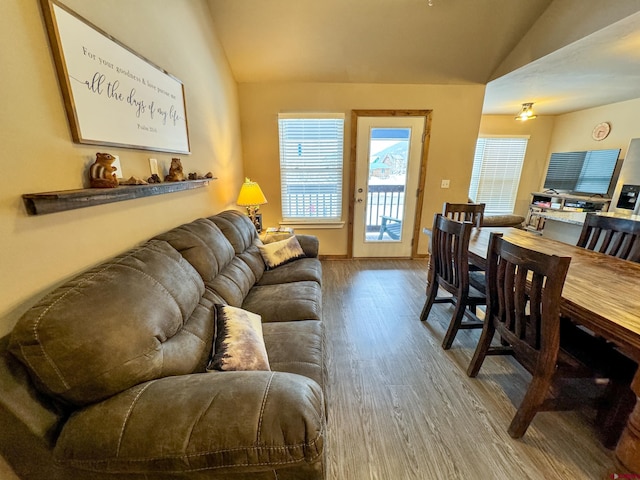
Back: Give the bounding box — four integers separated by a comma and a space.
515, 102, 537, 121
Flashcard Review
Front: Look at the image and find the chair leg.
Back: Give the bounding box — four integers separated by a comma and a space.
467, 318, 495, 377
507, 375, 553, 438
442, 298, 467, 350
420, 279, 439, 322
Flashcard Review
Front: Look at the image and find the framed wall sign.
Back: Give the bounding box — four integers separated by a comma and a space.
40, 0, 191, 154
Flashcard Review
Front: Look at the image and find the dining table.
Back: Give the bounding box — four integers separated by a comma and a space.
456, 226, 640, 473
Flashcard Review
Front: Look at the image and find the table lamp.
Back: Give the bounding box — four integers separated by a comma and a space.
236, 177, 268, 232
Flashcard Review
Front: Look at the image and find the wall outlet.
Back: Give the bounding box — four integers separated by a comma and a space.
441, 179, 450, 189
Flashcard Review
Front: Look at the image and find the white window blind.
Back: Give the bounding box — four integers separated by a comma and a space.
469, 137, 528, 215
278, 113, 345, 221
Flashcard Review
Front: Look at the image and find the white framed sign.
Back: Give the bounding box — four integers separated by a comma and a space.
40, 0, 191, 154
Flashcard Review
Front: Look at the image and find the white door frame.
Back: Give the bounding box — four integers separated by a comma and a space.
348, 110, 432, 258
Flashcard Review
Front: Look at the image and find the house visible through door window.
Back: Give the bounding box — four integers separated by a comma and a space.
278, 113, 345, 222
469, 136, 528, 215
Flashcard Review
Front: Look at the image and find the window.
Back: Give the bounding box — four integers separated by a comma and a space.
278, 113, 345, 222
469, 136, 528, 215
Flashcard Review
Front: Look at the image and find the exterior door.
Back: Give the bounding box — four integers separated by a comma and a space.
352, 115, 425, 257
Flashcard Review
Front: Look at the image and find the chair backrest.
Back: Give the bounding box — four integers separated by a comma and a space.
577, 213, 640, 262
431, 213, 473, 295
485, 233, 571, 374
443, 202, 485, 228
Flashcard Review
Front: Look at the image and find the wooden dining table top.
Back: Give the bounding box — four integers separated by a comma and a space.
465, 227, 640, 360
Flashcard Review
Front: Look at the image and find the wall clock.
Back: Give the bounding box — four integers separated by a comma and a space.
592, 122, 611, 141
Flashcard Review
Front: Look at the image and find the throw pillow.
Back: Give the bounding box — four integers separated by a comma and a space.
257, 235, 306, 269
207, 304, 270, 372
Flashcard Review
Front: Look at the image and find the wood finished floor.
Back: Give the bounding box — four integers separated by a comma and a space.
322, 259, 619, 480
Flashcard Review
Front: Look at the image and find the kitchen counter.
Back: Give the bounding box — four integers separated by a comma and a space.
539, 210, 640, 244
538, 210, 587, 225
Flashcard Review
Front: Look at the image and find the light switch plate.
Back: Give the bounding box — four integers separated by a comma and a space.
441, 179, 450, 188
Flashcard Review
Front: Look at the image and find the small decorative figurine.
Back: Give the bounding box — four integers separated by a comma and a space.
187, 171, 214, 180
164, 158, 185, 182
119, 176, 148, 185
147, 174, 162, 184
89, 153, 119, 188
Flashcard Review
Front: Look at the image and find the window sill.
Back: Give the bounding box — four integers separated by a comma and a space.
279, 221, 345, 230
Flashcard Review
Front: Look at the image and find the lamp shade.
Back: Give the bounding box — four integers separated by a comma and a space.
236, 178, 267, 206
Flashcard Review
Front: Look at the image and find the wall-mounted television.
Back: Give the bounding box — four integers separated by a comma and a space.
543, 148, 621, 196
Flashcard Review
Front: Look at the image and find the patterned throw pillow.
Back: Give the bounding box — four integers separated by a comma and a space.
207, 305, 270, 372
257, 235, 306, 269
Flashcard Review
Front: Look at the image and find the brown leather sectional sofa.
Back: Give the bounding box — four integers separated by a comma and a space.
1, 210, 326, 479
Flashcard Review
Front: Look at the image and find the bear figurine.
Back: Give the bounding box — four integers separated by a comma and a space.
89, 153, 119, 188
165, 158, 185, 182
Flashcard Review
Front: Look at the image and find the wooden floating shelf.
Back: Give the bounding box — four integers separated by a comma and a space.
23, 179, 214, 216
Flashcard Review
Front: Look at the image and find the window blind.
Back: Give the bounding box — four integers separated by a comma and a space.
278, 114, 345, 221
469, 137, 528, 215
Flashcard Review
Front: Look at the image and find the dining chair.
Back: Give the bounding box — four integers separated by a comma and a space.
577, 212, 640, 262
443, 202, 485, 227
420, 214, 486, 350
573, 212, 640, 445
443, 203, 486, 274
466, 232, 619, 439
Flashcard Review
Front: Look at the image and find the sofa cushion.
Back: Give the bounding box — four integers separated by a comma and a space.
207, 305, 270, 372
208, 256, 261, 307
210, 210, 266, 281
257, 257, 323, 286
242, 281, 322, 323
258, 236, 306, 269
156, 218, 257, 308
154, 218, 236, 283
262, 320, 324, 389
209, 210, 259, 255
53, 373, 325, 476
9, 240, 212, 406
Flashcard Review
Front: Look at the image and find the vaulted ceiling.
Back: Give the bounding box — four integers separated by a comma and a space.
208, 0, 640, 116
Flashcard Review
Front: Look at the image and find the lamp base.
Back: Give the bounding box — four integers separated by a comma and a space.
249, 213, 263, 233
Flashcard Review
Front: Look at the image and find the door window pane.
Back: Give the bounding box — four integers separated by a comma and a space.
367, 128, 410, 242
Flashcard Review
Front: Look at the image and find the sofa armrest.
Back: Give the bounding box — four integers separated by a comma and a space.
54, 372, 325, 476
296, 235, 319, 258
